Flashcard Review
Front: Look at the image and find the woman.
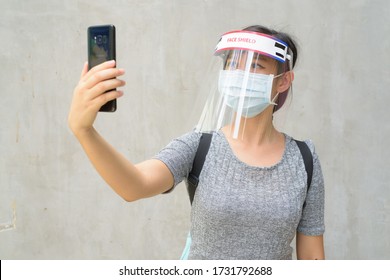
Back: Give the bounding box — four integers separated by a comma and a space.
68, 25, 325, 260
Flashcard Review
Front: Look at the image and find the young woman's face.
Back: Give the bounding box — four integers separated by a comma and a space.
223, 50, 292, 99
224, 50, 279, 75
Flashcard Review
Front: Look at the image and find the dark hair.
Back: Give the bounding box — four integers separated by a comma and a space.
242, 25, 298, 69
242, 25, 298, 112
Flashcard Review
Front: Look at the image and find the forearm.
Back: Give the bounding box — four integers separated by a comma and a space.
75, 127, 147, 201
69, 62, 173, 201
296, 233, 325, 260
297, 250, 325, 260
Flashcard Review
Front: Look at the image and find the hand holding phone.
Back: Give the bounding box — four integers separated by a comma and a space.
88, 24, 117, 112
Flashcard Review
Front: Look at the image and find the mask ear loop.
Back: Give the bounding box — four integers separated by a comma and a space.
271, 92, 280, 105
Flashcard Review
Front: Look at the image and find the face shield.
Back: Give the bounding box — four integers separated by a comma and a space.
195, 30, 293, 139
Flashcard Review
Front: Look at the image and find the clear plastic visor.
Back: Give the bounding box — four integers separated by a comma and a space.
196, 49, 292, 139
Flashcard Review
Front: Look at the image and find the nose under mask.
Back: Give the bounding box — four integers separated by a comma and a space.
218, 70, 279, 118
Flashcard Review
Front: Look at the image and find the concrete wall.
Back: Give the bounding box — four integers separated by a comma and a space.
0, 0, 389, 259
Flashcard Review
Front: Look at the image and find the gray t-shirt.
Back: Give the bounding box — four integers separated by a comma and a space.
154, 130, 325, 259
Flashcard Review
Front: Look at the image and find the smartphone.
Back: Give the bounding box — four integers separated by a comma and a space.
87, 24, 117, 112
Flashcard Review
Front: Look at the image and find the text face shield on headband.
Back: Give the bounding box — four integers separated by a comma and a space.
196, 31, 293, 139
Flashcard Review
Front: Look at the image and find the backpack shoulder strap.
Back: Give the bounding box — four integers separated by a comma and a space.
294, 139, 313, 197
187, 132, 212, 205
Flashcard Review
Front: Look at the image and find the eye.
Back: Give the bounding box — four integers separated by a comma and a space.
251, 62, 264, 70
225, 59, 238, 70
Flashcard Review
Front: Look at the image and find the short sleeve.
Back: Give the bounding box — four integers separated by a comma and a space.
153, 131, 202, 192
297, 140, 325, 236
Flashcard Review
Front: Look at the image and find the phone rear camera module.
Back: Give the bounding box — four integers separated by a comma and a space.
96, 35, 103, 45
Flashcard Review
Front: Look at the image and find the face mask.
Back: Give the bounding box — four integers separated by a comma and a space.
218, 70, 280, 118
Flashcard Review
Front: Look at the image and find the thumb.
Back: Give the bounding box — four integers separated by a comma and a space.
80, 61, 89, 79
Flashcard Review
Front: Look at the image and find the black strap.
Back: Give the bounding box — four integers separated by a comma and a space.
294, 140, 313, 209
186, 133, 212, 205
294, 140, 313, 192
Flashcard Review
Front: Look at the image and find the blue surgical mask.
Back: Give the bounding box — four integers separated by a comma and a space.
218, 70, 280, 118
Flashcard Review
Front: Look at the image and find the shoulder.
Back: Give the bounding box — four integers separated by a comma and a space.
284, 135, 322, 170
174, 130, 203, 150
288, 136, 323, 179
301, 139, 321, 164
285, 133, 317, 156
303, 139, 316, 155
156, 130, 203, 161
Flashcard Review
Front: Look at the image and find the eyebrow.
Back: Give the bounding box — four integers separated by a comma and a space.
253, 54, 271, 62
224, 52, 274, 67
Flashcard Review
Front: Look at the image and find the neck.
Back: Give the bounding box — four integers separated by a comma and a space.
224, 107, 280, 146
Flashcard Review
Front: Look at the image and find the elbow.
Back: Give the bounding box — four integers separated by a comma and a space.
110, 182, 146, 202
122, 197, 135, 203
114, 188, 142, 203
123, 197, 139, 203
121, 194, 141, 203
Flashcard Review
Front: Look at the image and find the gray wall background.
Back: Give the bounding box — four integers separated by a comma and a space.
1, 0, 389, 259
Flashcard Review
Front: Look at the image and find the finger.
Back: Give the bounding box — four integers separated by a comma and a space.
84, 60, 116, 80
83, 67, 125, 90
92, 90, 124, 111
80, 61, 89, 79
88, 78, 126, 99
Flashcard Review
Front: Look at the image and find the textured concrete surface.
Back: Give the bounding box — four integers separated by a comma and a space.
0, 0, 389, 259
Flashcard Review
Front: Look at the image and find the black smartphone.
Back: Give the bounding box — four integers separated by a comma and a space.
87, 24, 117, 112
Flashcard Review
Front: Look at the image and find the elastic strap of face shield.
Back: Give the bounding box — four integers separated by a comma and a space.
274, 49, 294, 113
280, 49, 293, 74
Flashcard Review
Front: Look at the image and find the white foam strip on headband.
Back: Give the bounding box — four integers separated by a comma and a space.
215, 31, 289, 62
